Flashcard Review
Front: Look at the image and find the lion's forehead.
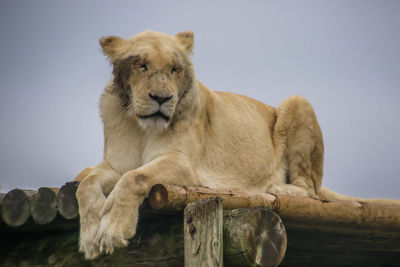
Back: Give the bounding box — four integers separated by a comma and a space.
122, 35, 183, 63
141, 49, 184, 67
128, 30, 178, 49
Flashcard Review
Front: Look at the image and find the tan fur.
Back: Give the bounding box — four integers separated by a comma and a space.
76, 30, 326, 259
74, 167, 94, 182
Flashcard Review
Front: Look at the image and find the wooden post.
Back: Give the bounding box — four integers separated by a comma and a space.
184, 198, 223, 267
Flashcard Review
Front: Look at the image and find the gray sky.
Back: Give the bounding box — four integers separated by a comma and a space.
0, 1, 399, 199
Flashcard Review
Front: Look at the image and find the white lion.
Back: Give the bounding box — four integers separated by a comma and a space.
77, 30, 331, 259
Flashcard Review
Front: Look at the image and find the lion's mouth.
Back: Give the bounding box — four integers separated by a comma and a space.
138, 111, 170, 121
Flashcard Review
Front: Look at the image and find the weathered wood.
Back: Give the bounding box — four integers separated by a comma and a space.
148, 184, 400, 233
30, 187, 58, 225
184, 198, 223, 267
149, 184, 276, 211
279, 227, 400, 266
1, 210, 399, 267
0, 214, 185, 266
1, 188, 60, 227
57, 181, 79, 219
277, 194, 400, 229
2, 182, 400, 265
223, 207, 286, 267
1, 207, 287, 266
0, 215, 79, 234
1, 189, 34, 227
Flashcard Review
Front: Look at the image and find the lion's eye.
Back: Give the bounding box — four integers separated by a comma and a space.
140, 64, 148, 72
171, 66, 178, 74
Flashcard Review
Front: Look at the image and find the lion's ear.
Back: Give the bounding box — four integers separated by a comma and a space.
174, 31, 194, 54
100, 36, 126, 58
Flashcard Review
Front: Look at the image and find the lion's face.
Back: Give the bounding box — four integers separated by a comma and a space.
100, 31, 195, 131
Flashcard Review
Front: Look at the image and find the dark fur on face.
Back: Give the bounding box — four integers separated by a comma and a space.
112, 55, 141, 108
180, 67, 193, 100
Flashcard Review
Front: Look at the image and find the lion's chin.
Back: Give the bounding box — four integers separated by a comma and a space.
137, 115, 170, 132
138, 111, 170, 121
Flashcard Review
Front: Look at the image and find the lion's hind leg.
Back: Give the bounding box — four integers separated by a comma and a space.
270, 95, 324, 197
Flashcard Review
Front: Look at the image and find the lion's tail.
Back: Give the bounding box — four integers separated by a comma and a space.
318, 186, 400, 205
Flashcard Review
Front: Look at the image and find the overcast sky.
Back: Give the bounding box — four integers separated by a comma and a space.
0, 1, 399, 199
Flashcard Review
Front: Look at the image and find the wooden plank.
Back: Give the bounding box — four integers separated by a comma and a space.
184, 198, 223, 267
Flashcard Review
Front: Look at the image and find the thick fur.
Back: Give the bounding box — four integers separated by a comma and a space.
76, 30, 326, 259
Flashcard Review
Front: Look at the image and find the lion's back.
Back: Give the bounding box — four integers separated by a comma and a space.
196, 86, 279, 190
212, 90, 276, 133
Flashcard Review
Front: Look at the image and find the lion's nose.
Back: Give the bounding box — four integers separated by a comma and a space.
149, 93, 173, 105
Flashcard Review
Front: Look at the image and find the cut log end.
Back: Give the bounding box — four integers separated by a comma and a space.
57, 182, 79, 219
224, 207, 287, 267
1, 189, 30, 227
148, 184, 168, 210
30, 187, 57, 224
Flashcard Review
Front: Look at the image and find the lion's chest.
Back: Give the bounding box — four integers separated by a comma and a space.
104, 129, 143, 174
103, 123, 170, 174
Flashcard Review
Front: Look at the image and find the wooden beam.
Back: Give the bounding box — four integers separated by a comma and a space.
148, 184, 400, 233
184, 198, 223, 267
149, 184, 276, 211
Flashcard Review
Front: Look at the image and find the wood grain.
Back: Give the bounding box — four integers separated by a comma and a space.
184, 198, 223, 267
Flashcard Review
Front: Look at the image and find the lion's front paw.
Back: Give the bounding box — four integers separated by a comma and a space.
80, 237, 101, 259
79, 212, 102, 259
77, 185, 106, 259
95, 219, 130, 254
95, 193, 139, 254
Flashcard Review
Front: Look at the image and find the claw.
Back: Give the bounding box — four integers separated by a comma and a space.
79, 240, 101, 260
96, 226, 129, 255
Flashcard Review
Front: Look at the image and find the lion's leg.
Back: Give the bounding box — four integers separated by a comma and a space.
270, 95, 324, 197
95, 154, 194, 254
76, 161, 121, 259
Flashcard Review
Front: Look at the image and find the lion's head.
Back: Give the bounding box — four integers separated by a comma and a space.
100, 30, 196, 130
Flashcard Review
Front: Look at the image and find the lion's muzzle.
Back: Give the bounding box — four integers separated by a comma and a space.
137, 93, 174, 122
148, 93, 173, 105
